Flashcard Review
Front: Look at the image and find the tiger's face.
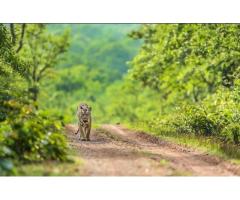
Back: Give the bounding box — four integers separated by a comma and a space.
79, 104, 91, 123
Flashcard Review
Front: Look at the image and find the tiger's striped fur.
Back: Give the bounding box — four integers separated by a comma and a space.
75, 103, 92, 141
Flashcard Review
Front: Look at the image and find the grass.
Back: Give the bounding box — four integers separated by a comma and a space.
14, 142, 85, 176
15, 156, 84, 176
159, 159, 169, 167
92, 123, 101, 129
169, 169, 192, 176
126, 123, 240, 164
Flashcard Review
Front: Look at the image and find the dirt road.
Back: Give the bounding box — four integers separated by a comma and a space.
65, 124, 240, 176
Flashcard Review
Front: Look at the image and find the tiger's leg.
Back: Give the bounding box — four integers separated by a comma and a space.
86, 125, 91, 141
75, 121, 80, 135
75, 128, 79, 135
79, 125, 86, 141
84, 125, 88, 140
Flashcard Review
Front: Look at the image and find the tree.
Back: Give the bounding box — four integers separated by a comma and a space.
20, 24, 70, 105
0, 24, 28, 122
9, 23, 26, 53
129, 24, 240, 103
0, 24, 69, 174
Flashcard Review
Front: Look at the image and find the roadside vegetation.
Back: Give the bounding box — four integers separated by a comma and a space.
126, 24, 240, 161
0, 24, 71, 175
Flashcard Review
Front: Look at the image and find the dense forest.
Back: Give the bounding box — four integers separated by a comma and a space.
0, 24, 240, 175
40, 24, 141, 123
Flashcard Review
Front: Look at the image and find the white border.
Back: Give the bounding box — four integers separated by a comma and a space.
0, 177, 239, 200
1, 0, 240, 199
0, 0, 240, 23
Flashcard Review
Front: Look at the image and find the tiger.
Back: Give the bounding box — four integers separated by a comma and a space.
75, 103, 92, 141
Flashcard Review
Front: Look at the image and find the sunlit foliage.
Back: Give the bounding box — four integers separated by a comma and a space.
0, 24, 69, 175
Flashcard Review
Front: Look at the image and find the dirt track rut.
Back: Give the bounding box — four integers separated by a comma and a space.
65, 124, 240, 176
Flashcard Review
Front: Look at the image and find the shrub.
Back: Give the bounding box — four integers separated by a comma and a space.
0, 101, 68, 175
145, 87, 240, 145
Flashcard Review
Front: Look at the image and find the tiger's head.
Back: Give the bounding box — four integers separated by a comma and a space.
79, 103, 91, 122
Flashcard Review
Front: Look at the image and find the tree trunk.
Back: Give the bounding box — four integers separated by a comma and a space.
28, 84, 39, 109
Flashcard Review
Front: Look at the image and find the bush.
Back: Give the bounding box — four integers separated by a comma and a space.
7, 113, 68, 162
221, 123, 240, 144
176, 105, 216, 136
145, 87, 240, 145
0, 101, 68, 175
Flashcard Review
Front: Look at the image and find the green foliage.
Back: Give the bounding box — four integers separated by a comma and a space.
139, 86, 240, 147
0, 24, 69, 175
0, 24, 28, 122
128, 24, 240, 154
48, 24, 141, 80
95, 78, 161, 123
40, 25, 142, 124
15, 156, 83, 176
3, 103, 68, 162
129, 24, 240, 103
40, 65, 108, 122
0, 96, 68, 174
0, 24, 27, 77
19, 24, 70, 102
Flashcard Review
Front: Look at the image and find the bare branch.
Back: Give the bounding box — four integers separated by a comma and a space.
16, 24, 26, 53
10, 24, 16, 45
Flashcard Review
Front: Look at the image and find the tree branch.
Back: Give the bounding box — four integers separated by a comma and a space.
37, 64, 50, 81
199, 70, 212, 86
16, 24, 26, 53
10, 24, 16, 45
